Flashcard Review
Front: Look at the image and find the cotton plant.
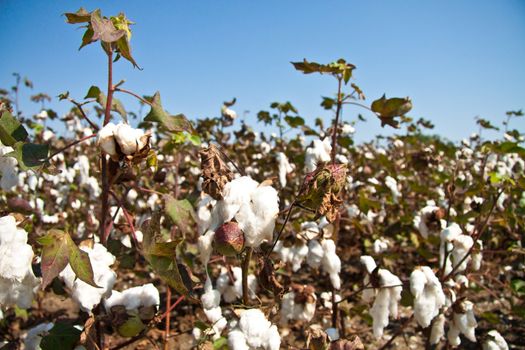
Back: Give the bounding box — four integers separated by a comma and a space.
360, 255, 403, 338
59, 243, 117, 312
227, 308, 281, 350
199, 279, 227, 339
0, 215, 40, 310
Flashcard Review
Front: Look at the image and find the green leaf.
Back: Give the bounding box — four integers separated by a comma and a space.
213, 336, 228, 349
37, 230, 71, 289
85, 85, 127, 121
6, 142, 49, 171
164, 196, 195, 236
84, 86, 101, 99
144, 92, 194, 133
321, 97, 335, 110
0, 111, 28, 146
371, 94, 412, 128
68, 236, 99, 288
90, 9, 126, 43
480, 311, 500, 325
291, 58, 356, 77
284, 115, 305, 128
64, 7, 92, 24
142, 213, 192, 296
511, 279, 525, 295
40, 323, 82, 350
116, 36, 140, 69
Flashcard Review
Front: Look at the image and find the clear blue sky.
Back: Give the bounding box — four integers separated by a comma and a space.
1, 0, 524, 142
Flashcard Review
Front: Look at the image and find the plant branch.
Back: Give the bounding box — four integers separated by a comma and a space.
66, 97, 99, 131
45, 134, 96, 162
330, 77, 343, 163
242, 247, 253, 305
114, 87, 153, 106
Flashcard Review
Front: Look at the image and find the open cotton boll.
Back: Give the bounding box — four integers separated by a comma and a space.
219, 176, 259, 223
197, 230, 215, 266
305, 138, 331, 172
59, 243, 116, 313
228, 308, 280, 350
439, 223, 463, 275
97, 122, 117, 156
276, 152, 294, 188
114, 123, 147, 155
0, 154, 18, 191
104, 283, 160, 312
450, 234, 474, 273
24, 322, 54, 350
360, 256, 402, 338
195, 194, 218, 235
200, 279, 227, 340
483, 330, 509, 350
236, 183, 279, 248
410, 266, 446, 328
373, 238, 390, 254
306, 240, 324, 269
280, 289, 317, 324
216, 267, 258, 303
471, 241, 483, 271
321, 240, 341, 289
384, 176, 401, 203
448, 300, 477, 346
414, 205, 446, 238
430, 314, 445, 345
0, 216, 40, 309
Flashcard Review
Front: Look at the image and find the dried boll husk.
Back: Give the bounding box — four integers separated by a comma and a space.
297, 163, 347, 222
199, 144, 234, 200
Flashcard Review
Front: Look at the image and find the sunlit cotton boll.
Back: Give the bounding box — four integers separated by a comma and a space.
104, 283, 160, 312
280, 290, 316, 324
276, 152, 294, 188
430, 314, 446, 345
373, 237, 389, 254
360, 255, 402, 338
321, 240, 341, 289
113, 122, 147, 155
59, 243, 116, 312
305, 138, 331, 172
447, 299, 477, 346
228, 308, 281, 350
199, 279, 227, 340
0, 216, 40, 309
216, 266, 257, 303
482, 330, 509, 350
410, 266, 446, 328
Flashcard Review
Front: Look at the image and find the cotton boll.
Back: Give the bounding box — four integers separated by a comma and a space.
482, 330, 508, 350
450, 234, 474, 273
410, 266, 446, 328
360, 255, 377, 274
373, 238, 389, 254
198, 230, 215, 265
104, 283, 160, 313
114, 123, 145, 155
232, 309, 281, 350
430, 314, 445, 345
384, 176, 401, 203
321, 240, 341, 289
97, 122, 117, 156
220, 176, 259, 223
448, 300, 477, 346
195, 194, 218, 235
60, 243, 116, 313
0, 156, 18, 191
300, 221, 320, 240
0, 216, 40, 309
305, 138, 331, 172
414, 205, 445, 238
216, 267, 257, 303
24, 322, 54, 350
276, 152, 294, 188
440, 223, 463, 275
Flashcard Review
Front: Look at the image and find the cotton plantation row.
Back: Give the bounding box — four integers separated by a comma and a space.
0, 7, 524, 350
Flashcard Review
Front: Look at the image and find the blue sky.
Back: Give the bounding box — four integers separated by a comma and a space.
1, 0, 524, 142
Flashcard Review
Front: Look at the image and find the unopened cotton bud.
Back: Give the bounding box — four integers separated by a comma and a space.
214, 221, 245, 256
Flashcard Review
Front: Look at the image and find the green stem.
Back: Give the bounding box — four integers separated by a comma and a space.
330, 77, 343, 163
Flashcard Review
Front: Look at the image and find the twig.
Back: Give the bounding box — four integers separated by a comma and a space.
66, 97, 99, 131
242, 247, 253, 305
45, 134, 96, 162
115, 87, 153, 106
378, 314, 414, 350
